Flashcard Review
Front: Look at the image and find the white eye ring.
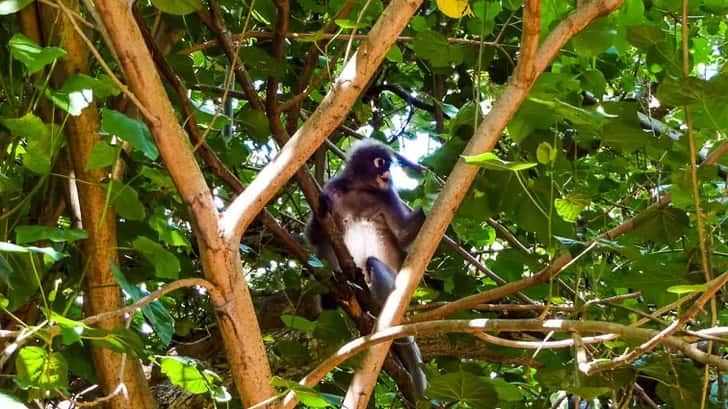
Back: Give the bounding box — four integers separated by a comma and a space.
373, 157, 386, 168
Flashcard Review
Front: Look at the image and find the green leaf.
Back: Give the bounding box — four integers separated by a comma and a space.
413, 30, 451, 68
110, 181, 146, 221
86, 140, 118, 170
50, 312, 88, 345
15, 346, 69, 392
238, 108, 270, 143
271, 377, 333, 407
626, 24, 664, 49
239, 46, 288, 79
536, 142, 556, 165
281, 315, 317, 332
570, 17, 617, 57
554, 193, 590, 223
111, 264, 175, 345
667, 284, 707, 295
15, 226, 87, 244
100, 108, 158, 160
0, 0, 33, 15
160, 356, 209, 394
385, 45, 403, 63
150, 0, 202, 15
632, 207, 689, 244
8, 34, 67, 74
45, 74, 120, 116
0, 241, 65, 261
149, 212, 191, 247
462, 152, 538, 172
656, 76, 706, 106
427, 371, 498, 408
87, 327, 146, 357
0, 113, 55, 174
0, 255, 11, 281
619, 0, 644, 26
334, 19, 366, 29
0, 391, 27, 409
132, 236, 181, 280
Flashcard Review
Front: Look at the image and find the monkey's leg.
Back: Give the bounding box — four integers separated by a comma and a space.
365, 257, 427, 398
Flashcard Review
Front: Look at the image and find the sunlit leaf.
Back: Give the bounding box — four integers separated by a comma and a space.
667, 284, 707, 295
8, 34, 67, 74
15, 346, 69, 392
462, 152, 538, 171
160, 356, 209, 394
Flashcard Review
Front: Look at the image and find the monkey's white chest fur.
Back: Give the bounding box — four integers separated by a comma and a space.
342, 218, 402, 275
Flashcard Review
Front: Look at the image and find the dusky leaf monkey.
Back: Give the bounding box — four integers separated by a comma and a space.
306, 139, 427, 399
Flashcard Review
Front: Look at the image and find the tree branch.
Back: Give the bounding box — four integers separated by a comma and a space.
278, 318, 728, 408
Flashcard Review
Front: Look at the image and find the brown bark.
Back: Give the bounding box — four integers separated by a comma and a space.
19, 3, 156, 408
90, 1, 275, 406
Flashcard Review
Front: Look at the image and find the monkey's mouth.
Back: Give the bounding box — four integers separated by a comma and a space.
376, 172, 391, 189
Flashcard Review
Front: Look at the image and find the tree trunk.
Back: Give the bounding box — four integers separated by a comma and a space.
90, 1, 276, 406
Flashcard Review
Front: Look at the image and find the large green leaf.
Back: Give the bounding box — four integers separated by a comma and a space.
110, 264, 175, 345
160, 356, 209, 394
15, 346, 69, 392
14, 226, 87, 244
110, 181, 146, 221
427, 371, 498, 408
86, 140, 118, 170
132, 236, 181, 280
462, 152, 538, 171
8, 34, 67, 74
0, 0, 33, 14
45, 74, 120, 116
100, 108, 158, 160
0, 113, 55, 174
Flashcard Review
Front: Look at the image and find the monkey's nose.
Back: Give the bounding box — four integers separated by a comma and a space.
376, 172, 391, 189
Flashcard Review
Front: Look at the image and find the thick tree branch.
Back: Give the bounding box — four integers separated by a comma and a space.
91, 1, 275, 405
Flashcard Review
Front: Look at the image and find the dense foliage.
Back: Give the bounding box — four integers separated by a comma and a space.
1, 0, 728, 407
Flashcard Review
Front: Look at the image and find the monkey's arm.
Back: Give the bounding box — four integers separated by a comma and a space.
381, 198, 425, 249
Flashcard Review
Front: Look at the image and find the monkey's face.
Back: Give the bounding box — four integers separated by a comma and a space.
373, 156, 392, 190
347, 144, 394, 191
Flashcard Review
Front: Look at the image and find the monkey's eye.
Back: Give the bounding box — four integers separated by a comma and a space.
373, 157, 386, 169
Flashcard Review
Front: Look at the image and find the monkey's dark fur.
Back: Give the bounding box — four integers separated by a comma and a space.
305, 139, 427, 399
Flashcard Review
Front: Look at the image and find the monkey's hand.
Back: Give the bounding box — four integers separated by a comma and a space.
317, 192, 333, 217
412, 207, 426, 227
